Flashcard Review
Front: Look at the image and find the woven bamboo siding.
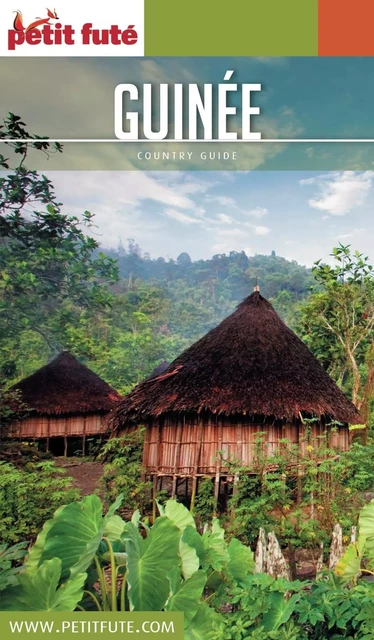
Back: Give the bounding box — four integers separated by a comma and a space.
142, 418, 350, 475
8, 413, 107, 438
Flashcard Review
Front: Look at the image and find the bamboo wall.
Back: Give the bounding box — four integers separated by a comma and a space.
8, 413, 107, 439
141, 415, 350, 476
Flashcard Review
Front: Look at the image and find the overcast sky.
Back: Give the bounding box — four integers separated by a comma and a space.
47, 170, 374, 267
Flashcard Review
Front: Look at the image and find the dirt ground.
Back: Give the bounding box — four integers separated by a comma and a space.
56, 458, 104, 496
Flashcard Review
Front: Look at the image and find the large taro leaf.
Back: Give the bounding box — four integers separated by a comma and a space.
261, 592, 301, 632
179, 539, 199, 580
124, 516, 181, 611
26, 506, 66, 572
164, 499, 196, 531
1, 558, 85, 611
184, 603, 224, 640
40, 495, 105, 580
166, 570, 207, 626
227, 538, 255, 584
359, 500, 374, 554
182, 526, 206, 566
103, 515, 126, 541
105, 493, 123, 518
334, 538, 366, 584
202, 528, 228, 572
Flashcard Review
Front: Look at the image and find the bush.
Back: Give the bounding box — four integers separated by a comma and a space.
0, 460, 79, 544
98, 430, 150, 511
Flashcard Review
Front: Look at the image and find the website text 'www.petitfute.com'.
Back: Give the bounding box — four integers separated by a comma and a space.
8, 620, 176, 635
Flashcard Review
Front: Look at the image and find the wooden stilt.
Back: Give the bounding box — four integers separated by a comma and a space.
185, 477, 189, 500
82, 415, 87, 457
213, 472, 220, 516
190, 476, 198, 513
172, 422, 183, 498
46, 418, 50, 453
190, 424, 203, 513
152, 475, 158, 523
64, 436, 68, 457
213, 420, 223, 516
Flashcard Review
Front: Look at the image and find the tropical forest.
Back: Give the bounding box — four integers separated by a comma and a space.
1, 113, 374, 639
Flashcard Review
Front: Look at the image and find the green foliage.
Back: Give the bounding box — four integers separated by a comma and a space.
2, 494, 374, 639
0, 541, 28, 591
1, 558, 86, 611
0, 460, 79, 544
0, 387, 30, 435
98, 431, 150, 511
192, 478, 215, 525
226, 434, 374, 552
0, 112, 118, 381
295, 244, 374, 413
222, 572, 374, 640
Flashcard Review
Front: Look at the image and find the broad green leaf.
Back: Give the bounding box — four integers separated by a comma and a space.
131, 509, 142, 527
164, 499, 196, 531
179, 539, 199, 580
182, 526, 206, 566
40, 495, 104, 579
261, 592, 301, 632
26, 505, 66, 572
184, 603, 223, 640
167, 566, 181, 597
124, 516, 181, 610
1, 558, 85, 611
103, 515, 126, 541
227, 538, 255, 583
211, 518, 224, 539
334, 538, 366, 583
359, 500, 374, 553
105, 493, 123, 518
166, 571, 207, 626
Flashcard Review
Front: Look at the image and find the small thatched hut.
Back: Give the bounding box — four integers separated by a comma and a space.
110, 290, 363, 503
8, 351, 121, 454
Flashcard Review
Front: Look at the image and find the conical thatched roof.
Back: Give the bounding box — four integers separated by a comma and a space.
110, 292, 363, 427
12, 351, 122, 415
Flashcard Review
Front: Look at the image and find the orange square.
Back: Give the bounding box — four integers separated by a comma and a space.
319, 0, 374, 56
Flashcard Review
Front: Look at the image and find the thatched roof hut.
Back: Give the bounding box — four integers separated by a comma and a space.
110, 291, 363, 490
9, 351, 121, 451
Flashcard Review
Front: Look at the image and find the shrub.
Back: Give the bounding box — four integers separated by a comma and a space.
98, 430, 150, 511
0, 460, 79, 544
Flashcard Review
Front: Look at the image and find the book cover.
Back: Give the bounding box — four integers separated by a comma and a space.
1, 1, 374, 638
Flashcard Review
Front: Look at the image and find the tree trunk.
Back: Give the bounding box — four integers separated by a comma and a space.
345, 343, 361, 407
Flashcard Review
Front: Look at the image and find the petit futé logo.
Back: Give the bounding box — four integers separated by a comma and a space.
8, 7, 138, 50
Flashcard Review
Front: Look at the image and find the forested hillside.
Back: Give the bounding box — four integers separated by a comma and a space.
1, 114, 372, 424
1, 237, 314, 394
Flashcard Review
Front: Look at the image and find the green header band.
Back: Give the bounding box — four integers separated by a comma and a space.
144, 0, 318, 56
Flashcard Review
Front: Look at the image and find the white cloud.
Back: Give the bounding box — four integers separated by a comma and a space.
217, 213, 234, 225
164, 209, 203, 225
247, 207, 268, 219
207, 195, 237, 207
254, 226, 271, 236
244, 223, 271, 236
300, 171, 374, 215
